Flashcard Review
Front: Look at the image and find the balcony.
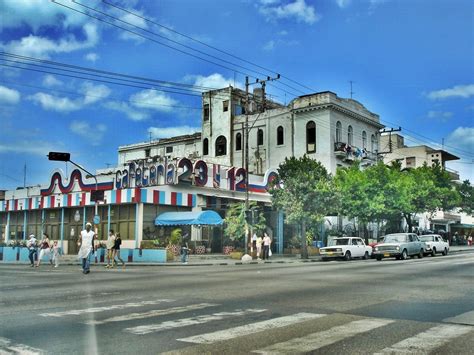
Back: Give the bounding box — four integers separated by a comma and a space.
334, 142, 376, 165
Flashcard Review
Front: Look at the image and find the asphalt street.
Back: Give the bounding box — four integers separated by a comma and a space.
1, 251, 473, 354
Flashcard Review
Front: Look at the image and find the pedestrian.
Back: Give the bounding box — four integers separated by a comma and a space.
36, 233, 52, 267
252, 232, 257, 255
256, 234, 263, 260
263, 232, 272, 260
468, 234, 472, 247
27, 234, 37, 267
105, 229, 116, 269
51, 240, 60, 268
113, 232, 125, 268
77, 222, 96, 274
181, 240, 189, 264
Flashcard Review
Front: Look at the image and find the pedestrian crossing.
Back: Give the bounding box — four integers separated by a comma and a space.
30, 298, 474, 354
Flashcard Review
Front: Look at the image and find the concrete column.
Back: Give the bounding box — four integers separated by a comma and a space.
41, 209, 45, 235
60, 207, 65, 252
277, 210, 284, 255
5, 212, 10, 243
107, 204, 111, 235
23, 211, 27, 240
135, 203, 143, 249
82, 206, 86, 229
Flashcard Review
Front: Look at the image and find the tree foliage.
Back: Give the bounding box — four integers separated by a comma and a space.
457, 180, 473, 215
224, 201, 266, 244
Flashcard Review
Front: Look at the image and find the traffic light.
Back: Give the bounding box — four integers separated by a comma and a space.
47, 152, 71, 161
90, 190, 104, 202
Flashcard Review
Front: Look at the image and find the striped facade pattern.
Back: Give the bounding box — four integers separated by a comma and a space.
0, 188, 196, 212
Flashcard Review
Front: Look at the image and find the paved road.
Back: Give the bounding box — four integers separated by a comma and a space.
1, 251, 473, 354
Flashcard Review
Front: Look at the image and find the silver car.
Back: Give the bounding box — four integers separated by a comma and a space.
373, 233, 426, 261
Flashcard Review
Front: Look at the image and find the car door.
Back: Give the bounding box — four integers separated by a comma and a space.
352, 238, 361, 257
408, 234, 416, 255
412, 234, 422, 254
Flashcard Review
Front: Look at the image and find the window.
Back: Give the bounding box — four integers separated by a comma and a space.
352, 239, 358, 246
203, 104, 210, 121
166, 146, 173, 154
145, 148, 151, 158
257, 129, 264, 146
215, 136, 227, 156
277, 126, 284, 145
371, 134, 377, 152
235, 133, 242, 151
336, 121, 342, 142
362, 131, 367, 149
223, 100, 229, 112
348, 125, 353, 146
306, 121, 316, 153
203, 138, 209, 155
406, 157, 416, 167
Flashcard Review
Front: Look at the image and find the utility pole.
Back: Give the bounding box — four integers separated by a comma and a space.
349, 80, 355, 99
244, 74, 280, 255
23, 163, 26, 188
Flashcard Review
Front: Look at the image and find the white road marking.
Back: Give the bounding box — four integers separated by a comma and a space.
374, 324, 473, 354
85, 303, 219, 325
124, 309, 267, 335
444, 310, 474, 326
39, 299, 175, 317
178, 313, 326, 344
253, 318, 394, 354
0, 337, 44, 354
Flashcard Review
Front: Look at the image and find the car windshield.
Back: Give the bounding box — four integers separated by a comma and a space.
329, 238, 350, 246
420, 236, 434, 242
384, 234, 407, 243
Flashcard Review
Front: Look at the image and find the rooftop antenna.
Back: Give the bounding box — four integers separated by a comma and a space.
349, 80, 355, 99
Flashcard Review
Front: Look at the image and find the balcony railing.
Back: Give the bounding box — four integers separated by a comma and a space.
334, 142, 377, 164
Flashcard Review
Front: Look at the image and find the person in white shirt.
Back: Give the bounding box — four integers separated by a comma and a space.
51, 240, 60, 268
262, 232, 272, 260
78, 222, 96, 274
27, 234, 37, 267
105, 230, 116, 269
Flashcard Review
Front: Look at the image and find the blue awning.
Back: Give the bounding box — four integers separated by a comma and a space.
154, 210, 223, 226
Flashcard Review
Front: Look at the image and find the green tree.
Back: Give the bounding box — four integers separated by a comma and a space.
457, 180, 473, 215
270, 155, 336, 258
224, 201, 266, 247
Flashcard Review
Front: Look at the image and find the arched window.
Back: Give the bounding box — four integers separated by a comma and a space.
371, 134, 376, 152
235, 133, 242, 151
336, 121, 342, 142
362, 131, 367, 149
215, 136, 227, 156
277, 126, 284, 145
306, 121, 316, 153
203, 138, 209, 155
348, 125, 353, 146
257, 129, 264, 146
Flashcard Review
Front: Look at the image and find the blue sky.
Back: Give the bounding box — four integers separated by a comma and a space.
0, 0, 473, 190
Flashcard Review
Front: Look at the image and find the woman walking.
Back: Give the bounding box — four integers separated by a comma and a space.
51, 240, 60, 268
105, 230, 116, 269
36, 233, 52, 267
113, 232, 125, 268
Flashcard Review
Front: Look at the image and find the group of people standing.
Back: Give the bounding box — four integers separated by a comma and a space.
252, 232, 272, 260
27, 233, 60, 268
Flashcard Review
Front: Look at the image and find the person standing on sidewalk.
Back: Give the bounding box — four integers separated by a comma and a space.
181, 241, 190, 264
51, 240, 60, 268
78, 222, 96, 274
262, 232, 272, 260
36, 233, 52, 267
113, 232, 125, 268
256, 234, 263, 260
27, 234, 37, 267
105, 230, 116, 269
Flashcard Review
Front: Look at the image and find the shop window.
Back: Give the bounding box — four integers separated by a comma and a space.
203, 138, 209, 155
223, 100, 229, 112
277, 126, 284, 145
306, 121, 316, 153
166, 146, 173, 154
236, 133, 242, 151
348, 125, 353, 146
257, 129, 264, 146
215, 136, 227, 156
203, 104, 210, 121
336, 121, 342, 142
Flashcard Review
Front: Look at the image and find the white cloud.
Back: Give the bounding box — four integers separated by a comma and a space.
84, 52, 99, 63
263, 40, 276, 51
427, 84, 474, 100
70, 120, 107, 146
0, 85, 20, 104
258, 0, 320, 25
427, 110, 453, 121
278, 30, 289, 35
0, 140, 57, 156
43, 75, 63, 87
148, 126, 201, 139
446, 127, 474, 153
104, 101, 149, 121
117, 11, 149, 43
335, 0, 351, 8
130, 90, 178, 112
28, 92, 81, 112
81, 82, 111, 105
186, 73, 242, 90
1, 23, 99, 59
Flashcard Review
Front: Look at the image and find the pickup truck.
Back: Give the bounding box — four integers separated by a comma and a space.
419, 234, 449, 256
319, 237, 372, 261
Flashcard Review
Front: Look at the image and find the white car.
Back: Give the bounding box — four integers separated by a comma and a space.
320, 237, 372, 261
419, 234, 449, 256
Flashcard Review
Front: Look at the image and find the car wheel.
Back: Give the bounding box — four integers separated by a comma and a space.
344, 251, 351, 261
442, 248, 448, 256
431, 248, 436, 257
418, 249, 424, 259
363, 251, 369, 260
376, 256, 382, 261
401, 249, 408, 260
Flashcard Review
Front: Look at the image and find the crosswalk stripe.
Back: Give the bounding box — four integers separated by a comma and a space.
39, 299, 175, 317
253, 318, 394, 354
374, 324, 473, 354
0, 337, 44, 354
124, 309, 267, 335
178, 313, 326, 344
85, 303, 219, 325
444, 311, 474, 326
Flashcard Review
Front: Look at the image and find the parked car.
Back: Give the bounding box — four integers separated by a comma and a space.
319, 237, 372, 261
368, 237, 384, 258
419, 234, 449, 256
373, 233, 426, 261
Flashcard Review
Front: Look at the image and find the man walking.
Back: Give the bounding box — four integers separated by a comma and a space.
27, 234, 37, 267
262, 232, 272, 260
78, 222, 96, 274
